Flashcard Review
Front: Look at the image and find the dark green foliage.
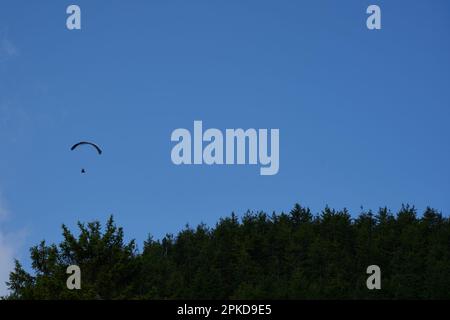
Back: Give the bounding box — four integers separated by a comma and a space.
5, 205, 450, 299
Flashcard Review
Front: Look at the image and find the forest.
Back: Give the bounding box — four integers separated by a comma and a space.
4, 204, 450, 299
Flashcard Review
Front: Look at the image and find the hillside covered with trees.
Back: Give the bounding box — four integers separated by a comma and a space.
4, 204, 450, 299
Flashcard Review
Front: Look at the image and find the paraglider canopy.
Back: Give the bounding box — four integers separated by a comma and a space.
70, 141, 102, 155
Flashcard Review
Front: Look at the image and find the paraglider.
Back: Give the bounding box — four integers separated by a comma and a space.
70, 141, 102, 173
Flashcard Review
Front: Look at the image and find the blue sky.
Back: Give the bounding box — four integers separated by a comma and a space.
0, 0, 449, 294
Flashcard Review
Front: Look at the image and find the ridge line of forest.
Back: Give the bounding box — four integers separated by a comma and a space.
4, 204, 450, 299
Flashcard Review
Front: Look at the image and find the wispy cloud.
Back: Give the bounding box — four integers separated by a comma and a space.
0, 197, 8, 221
0, 31, 18, 63
0, 194, 25, 297
0, 233, 15, 297
1, 38, 17, 57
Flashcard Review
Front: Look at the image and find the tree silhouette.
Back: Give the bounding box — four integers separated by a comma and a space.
5, 204, 450, 299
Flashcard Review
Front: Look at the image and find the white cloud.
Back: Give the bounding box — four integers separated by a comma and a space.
0, 195, 24, 297
0, 231, 15, 297
0, 31, 18, 63
0, 192, 8, 223
0, 38, 17, 57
